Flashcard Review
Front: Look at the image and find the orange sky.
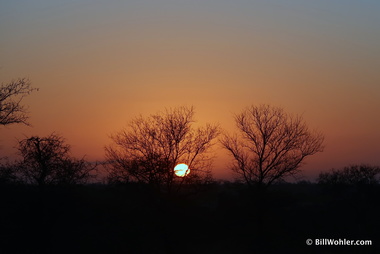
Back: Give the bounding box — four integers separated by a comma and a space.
1, 1, 380, 181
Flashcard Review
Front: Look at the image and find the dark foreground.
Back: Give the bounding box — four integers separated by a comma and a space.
1, 182, 379, 254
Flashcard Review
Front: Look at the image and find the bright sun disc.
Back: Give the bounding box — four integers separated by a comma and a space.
174, 163, 190, 177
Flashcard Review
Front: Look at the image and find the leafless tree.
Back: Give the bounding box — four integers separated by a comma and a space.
220, 104, 324, 189
0, 78, 38, 126
17, 134, 97, 187
0, 159, 19, 185
105, 106, 219, 193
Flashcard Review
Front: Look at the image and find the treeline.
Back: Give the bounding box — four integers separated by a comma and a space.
1, 131, 379, 189
1, 79, 380, 192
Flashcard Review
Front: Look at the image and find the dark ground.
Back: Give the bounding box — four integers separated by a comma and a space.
1, 182, 379, 254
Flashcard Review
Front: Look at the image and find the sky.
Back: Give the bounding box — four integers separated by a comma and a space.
1, 0, 380, 181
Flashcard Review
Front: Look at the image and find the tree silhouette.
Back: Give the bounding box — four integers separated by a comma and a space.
0, 159, 19, 185
220, 104, 324, 189
318, 164, 380, 185
105, 106, 219, 193
0, 78, 38, 126
16, 134, 96, 187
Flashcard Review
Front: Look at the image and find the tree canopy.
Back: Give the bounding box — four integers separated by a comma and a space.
0, 78, 38, 126
16, 134, 97, 186
105, 106, 219, 193
221, 104, 324, 188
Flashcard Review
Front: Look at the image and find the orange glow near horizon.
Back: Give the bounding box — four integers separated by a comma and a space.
1, 1, 380, 181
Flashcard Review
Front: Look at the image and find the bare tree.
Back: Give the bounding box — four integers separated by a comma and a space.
0, 159, 19, 185
220, 104, 324, 189
17, 134, 96, 187
0, 78, 38, 126
318, 164, 380, 185
105, 106, 219, 193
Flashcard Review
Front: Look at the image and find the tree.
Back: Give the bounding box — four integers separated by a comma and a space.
0, 159, 19, 185
17, 134, 96, 187
105, 106, 219, 193
220, 104, 324, 189
0, 78, 38, 126
318, 164, 380, 185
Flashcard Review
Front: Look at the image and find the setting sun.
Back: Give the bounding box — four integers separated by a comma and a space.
174, 163, 190, 177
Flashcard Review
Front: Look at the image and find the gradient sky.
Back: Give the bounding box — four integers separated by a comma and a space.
1, 0, 380, 181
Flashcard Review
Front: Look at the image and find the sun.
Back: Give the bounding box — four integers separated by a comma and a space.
174, 163, 190, 177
